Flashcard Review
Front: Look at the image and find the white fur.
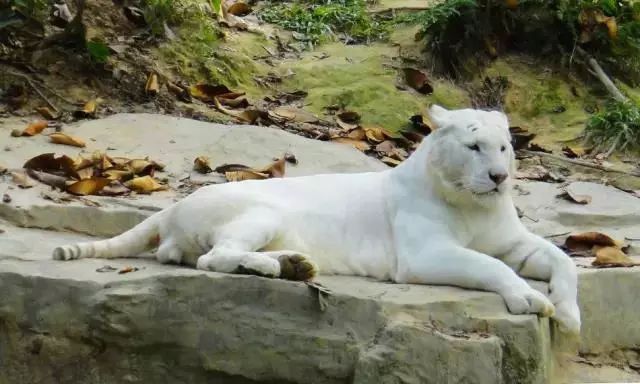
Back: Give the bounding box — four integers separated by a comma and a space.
53, 105, 581, 334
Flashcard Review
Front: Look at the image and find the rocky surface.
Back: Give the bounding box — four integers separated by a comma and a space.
1, 114, 639, 383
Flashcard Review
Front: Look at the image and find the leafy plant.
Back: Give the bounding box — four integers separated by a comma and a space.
402, 0, 640, 83
585, 100, 640, 152
86, 40, 110, 63
259, 0, 390, 45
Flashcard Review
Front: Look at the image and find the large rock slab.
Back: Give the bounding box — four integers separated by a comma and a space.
1, 114, 639, 383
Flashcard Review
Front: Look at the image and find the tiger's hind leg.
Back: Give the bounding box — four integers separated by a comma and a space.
195, 211, 318, 281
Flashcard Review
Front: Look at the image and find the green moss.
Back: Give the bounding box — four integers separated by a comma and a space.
278, 42, 468, 130
157, 24, 271, 97
479, 57, 598, 148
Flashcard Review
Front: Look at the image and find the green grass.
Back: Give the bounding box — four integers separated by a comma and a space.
586, 100, 640, 153
259, 0, 391, 45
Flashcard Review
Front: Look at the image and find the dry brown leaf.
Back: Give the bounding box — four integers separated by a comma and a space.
194, 156, 213, 174
49, 133, 86, 147
345, 128, 366, 141
565, 232, 623, 252
125, 176, 167, 193
381, 157, 402, 167
103, 169, 133, 181
23, 153, 80, 179
73, 155, 94, 171
213, 97, 263, 124
66, 177, 111, 195
100, 182, 131, 196
118, 266, 140, 274
259, 157, 286, 178
35, 107, 58, 120
77, 167, 95, 180
331, 137, 371, 152
24, 121, 49, 136
226, 2, 252, 15
557, 190, 592, 205
225, 170, 269, 182
11, 171, 34, 188
403, 68, 433, 94
605, 17, 618, 39
145, 73, 159, 95
364, 127, 393, 143
214, 164, 252, 173
190, 84, 232, 103
592, 246, 636, 268
74, 100, 97, 119
127, 159, 155, 175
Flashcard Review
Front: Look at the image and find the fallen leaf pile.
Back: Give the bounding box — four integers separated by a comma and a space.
196, 156, 287, 182
559, 232, 637, 268
327, 110, 421, 167
16, 152, 168, 196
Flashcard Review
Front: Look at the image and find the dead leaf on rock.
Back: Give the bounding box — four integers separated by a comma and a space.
49, 133, 86, 147
364, 127, 393, 143
225, 170, 269, 182
11, 121, 49, 137
336, 117, 358, 131
102, 169, 133, 181
24, 153, 80, 179
11, 171, 34, 188
145, 73, 159, 96
100, 182, 131, 196
565, 232, 623, 252
218, 97, 249, 109
381, 157, 402, 167
125, 176, 167, 193
403, 68, 433, 94
259, 157, 286, 178
557, 190, 592, 205
126, 159, 156, 175
67, 177, 111, 196
592, 246, 637, 268
77, 167, 95, 180
375, 140, 396, 154
73, 100, 97, 119
306, 281, 332, 312
344, 128, 366, 141
190, 84, 232, 103
214, 164, 252, 173
118, 266, 140, 274
213, 97, 263, 124
331, 137, 371, 152
194, 156, 213, 174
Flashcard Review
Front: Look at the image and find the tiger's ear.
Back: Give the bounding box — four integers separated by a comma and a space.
490, 110, 510, 130
428, 104, 450, 130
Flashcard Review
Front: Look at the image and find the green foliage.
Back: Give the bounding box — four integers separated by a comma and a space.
143, 0, 217, 36
86, 40, 110, 63
586, 100, 640, 152
259, 0, 390, 45
403, 0, 640, 83
10, 0, 48, 22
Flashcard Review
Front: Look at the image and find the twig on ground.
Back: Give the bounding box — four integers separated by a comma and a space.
521, 150, 640, 177
4, 71, 59, 112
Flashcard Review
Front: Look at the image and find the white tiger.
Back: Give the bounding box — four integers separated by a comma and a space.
53, 105, 581, 334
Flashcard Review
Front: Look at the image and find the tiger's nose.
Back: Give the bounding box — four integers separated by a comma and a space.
489, 171, 508, 185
